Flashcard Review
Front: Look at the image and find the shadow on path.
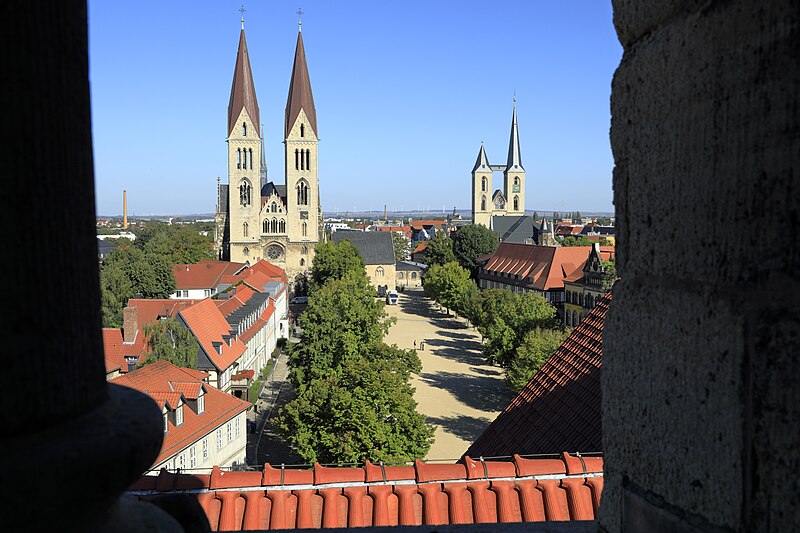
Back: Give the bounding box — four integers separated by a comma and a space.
419, 371, 513, 413
426, 414, 494, 446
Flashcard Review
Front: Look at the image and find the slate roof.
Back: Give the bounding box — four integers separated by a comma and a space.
228, 29, 260, 137
396, 261, 426, 271
466, 292, 611, 458
332, 231, 395, 265
285, 30, 317, 138
113, 361, 249, 466
491, 215, 538, 244
127, 452, 603, 529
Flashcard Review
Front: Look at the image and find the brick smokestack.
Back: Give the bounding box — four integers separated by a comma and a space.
123, 305, 138, 343
123, 189, 127, 229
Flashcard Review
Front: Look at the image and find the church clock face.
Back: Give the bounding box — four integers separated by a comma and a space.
266, 244, 284, 261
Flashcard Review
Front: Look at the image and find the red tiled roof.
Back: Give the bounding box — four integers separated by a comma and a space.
173, 261, 246, 291
128, 452, 603, 529
466, 292, 611, 458
102, 328, 147, 374
113, 361, 250, 465
555, 224, 584, 236
412, 241, 428, 254
179, 299, 247, 371
127, 298, 198, 326
483, 244, 597, 291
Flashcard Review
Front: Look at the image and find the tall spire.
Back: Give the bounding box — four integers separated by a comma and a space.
228, 26, 260, 138
472, 142, 490, 173
285, 28, 317, 138
506, 101, 524, 171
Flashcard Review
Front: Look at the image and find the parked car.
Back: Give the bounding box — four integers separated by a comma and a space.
290, 296, 308, 304
385, 291, 399, 305
376, 285, 388, 298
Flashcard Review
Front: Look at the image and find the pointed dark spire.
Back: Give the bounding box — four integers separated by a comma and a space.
285, 30, 317, 138
506, 103, 524, 171
228, 28, 260, 138
472, 143, 490, 173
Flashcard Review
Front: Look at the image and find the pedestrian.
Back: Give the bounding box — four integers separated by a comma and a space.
420, 341, 425, 350
413, 340, 417, 349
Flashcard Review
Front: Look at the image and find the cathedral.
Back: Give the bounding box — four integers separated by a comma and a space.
215, 17, 321, 280
471, 103, 526, 227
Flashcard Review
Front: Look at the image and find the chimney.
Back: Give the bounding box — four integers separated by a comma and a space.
123, 306, 138, 343
123, 190, 128, 230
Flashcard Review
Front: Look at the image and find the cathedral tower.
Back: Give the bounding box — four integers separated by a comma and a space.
283, 23, 320, 274
471, 143, 492, 227
225, 23, 262, 262
503, 102, 525, 215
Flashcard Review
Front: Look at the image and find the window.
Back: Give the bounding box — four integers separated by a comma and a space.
237, 148, 241, 169
513, 176, 520, 193
242, 122, 247, 136
306, 149, 311, 169
189, 446, 196, 468
243, 246, 249, 257
297, 181, 309, 205
243, 222, 248, 237
235, 417, 241, 438
481, 196, 486, 211
227, 422, 232, 443
270, 218, 277, 233
263, 219, 269, 233
198, 394, 205, 414
163, 413, 168, 433
179, 453, 185, 471
295, 149, 299, 170
271, 202, 277, 213
204, 289, 211, 297
300, 123, 305, 137
514, 196, 519, 211
239, 180, 251, 206
249, 148, 253, 170
279, 219, 285, 233
376, 266, 384, 277
300, 258, 305, 267
175, 405, 183, 426
398, 272, 404, 279
302, 245, 308, 255
411, 272, 417, 279
302, 222, 307, 237
482, 176, 487, 192
216, 429, 222, 450
202, 438, 208, 459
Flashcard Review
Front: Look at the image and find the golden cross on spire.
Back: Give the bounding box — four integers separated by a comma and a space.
297, 7, 304, 31
239, 5, 247, 29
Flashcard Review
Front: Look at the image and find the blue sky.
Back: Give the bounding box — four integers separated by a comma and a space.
88, 1, 621, 217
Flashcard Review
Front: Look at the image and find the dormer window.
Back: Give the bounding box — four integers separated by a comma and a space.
176, 405, 184, 426
197, 394, 205, 414
163, 411, 168, 434
242, 122, 247, 136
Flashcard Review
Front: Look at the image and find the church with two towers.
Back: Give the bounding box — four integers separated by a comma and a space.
215, 16, 321, 280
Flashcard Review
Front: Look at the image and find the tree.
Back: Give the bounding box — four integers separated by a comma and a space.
100, 264, 132, 327
505, 328, 569, 391
423, 231, 456, 266
141, 317, 199, 368
293, 271, 309, 296
142, 225, 216, 264
532, 211, 540, 222
451, 224, 499, 278
477, 290, 558, 367
422, 262, 473, 314
601, 257, 617, 289
392, 232, 410, 261
558, 235, 593, 247
310, 240, 365, 288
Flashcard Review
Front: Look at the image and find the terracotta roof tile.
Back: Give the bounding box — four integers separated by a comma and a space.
179, 299, 247, 371
466, 292, 611, 458
127, 452, 602, 529
483, 243, 597, 291
113, 361, 250, 465
173, 261, 245, 291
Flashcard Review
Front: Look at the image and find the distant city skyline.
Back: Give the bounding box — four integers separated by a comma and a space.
89, 1, 622, 216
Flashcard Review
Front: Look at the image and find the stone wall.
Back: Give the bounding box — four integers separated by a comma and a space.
602, 1, 799, 531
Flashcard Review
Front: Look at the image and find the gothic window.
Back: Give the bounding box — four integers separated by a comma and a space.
243, 247, 250, 257
243, 222, 248, 237
239, 180, 251, 206
376, 266, 384, 277
271, 202, 277, 213
513, 176, 520, 193
481, 196, 486, 211
249, 148, 253, 170
514, 196, 519, 211
242, 122, 247, 136
300, 123, 305, 137
302, 222, 308, 237
295, 149, 299, 171
300, 258, 305, 267
279, 219, 286, 233
297, 180, 309, 206
411, 271, 417, 279
266, 244, 283, 261
301, 245, 308, 255
305, 149, 310, 170
237, 149, 241, 169
270, 218, 277, 233
263, 219, 269, 233
482, 176, 487, 192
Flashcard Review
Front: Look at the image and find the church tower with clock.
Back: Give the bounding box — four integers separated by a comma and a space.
215, 15, 321, 280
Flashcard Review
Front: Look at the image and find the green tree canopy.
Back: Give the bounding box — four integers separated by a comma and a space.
422, 262, 474, 314
423, 231, 456, 266
505, 328, 570, 391
310, 240, 365, 289
142, 225, 216, 264
451, 224, 499, 277
558, 235, 593, 247
392, 232, 410, 262
141, 316, 199, 368
601, 257, 617, 289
